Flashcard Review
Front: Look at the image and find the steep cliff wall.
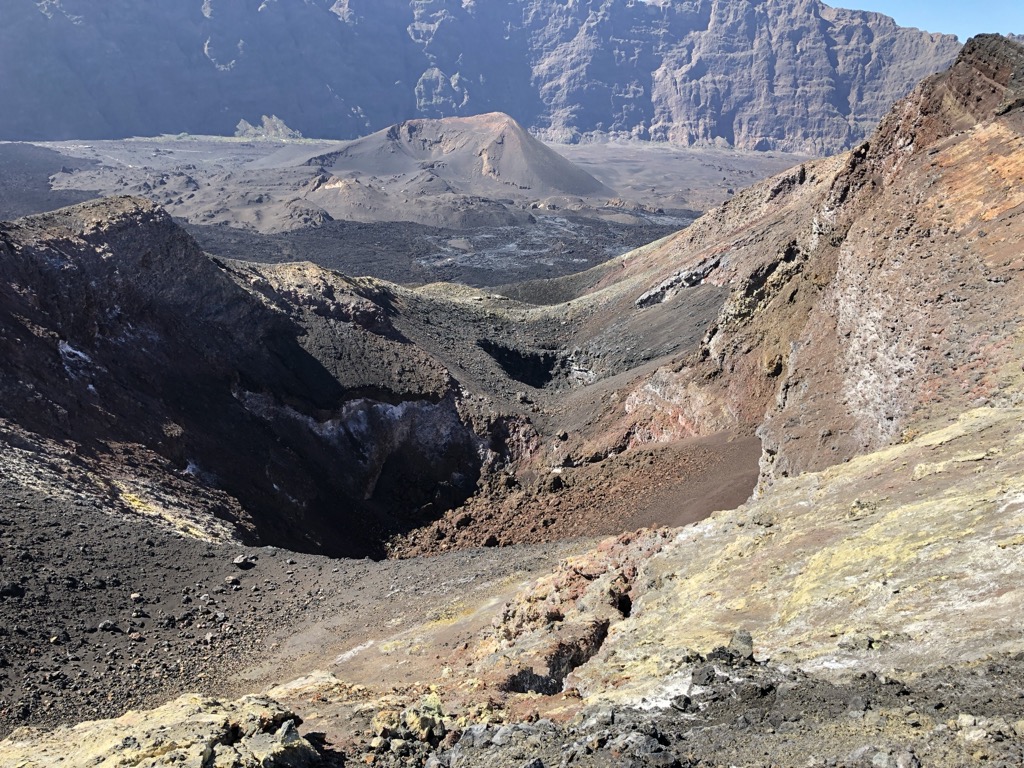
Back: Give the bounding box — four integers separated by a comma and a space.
606, 35, 1024, 483
0, 0, 960, 153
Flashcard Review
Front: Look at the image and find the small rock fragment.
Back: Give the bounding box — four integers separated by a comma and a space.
669, 694, 695, 713
848, 695, 870, 712
233, 554, 256, 570
728, 629, 754, 660
0, 582, 25, 599
957, 713, 978, 729
691, 665, 717, 686
838, 632, 874, 651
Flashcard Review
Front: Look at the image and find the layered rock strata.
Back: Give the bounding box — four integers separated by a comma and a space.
0, 0, 959, 153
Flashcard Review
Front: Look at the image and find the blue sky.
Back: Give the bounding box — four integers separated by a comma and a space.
840, 1, 1023, 42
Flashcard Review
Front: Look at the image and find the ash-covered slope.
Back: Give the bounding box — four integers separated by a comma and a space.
4, 37, 1020, 563
289, 112, 613, 226
403, 40, 1024, 765
0, 190, 748, 562
5, 36, 1024, 768
298, 34, 1024, 766
1, 0, 960, 153
304, 113, 612, 200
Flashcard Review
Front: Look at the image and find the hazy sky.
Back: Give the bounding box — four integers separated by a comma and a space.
840, 1, 1023, 42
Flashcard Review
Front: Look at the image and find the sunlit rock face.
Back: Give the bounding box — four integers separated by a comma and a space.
0, 0, 959, 153
597, 35, 1024, 486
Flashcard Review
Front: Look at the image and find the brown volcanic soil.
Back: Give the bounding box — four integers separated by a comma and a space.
389, 431, 760, 558
0, 399, 759, 741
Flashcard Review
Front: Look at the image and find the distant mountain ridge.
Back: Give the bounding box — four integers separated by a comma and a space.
0, 0, 960, 153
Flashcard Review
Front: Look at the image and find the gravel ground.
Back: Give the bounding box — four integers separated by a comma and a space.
0, 478, 587, 739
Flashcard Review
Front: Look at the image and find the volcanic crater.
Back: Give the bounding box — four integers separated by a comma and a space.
2, 32, 1024, 768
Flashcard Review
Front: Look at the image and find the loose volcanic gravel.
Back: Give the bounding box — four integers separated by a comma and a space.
0, 481, 585, 738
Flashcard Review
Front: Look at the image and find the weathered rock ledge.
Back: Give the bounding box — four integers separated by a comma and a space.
1, 694, 321, 768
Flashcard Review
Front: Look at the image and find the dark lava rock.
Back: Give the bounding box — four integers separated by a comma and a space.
692, 665, 718, 686
0, 583, 25, 599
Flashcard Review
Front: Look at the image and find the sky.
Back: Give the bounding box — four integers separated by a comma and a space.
840, 1, 1024, 43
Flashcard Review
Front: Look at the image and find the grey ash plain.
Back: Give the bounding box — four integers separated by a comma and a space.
24, 135, 805, 286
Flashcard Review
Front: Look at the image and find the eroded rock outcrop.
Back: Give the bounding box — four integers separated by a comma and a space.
566, 406, 1024, 703
0, 694, 321, 767
385, 406, 1024, 766
598, 34, 1024, 484
471, 529, 671, 695
0, 197, 492, 557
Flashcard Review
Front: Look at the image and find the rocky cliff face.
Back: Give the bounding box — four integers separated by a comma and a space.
590, 34, 1024, 485
0, 0, 959, 153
